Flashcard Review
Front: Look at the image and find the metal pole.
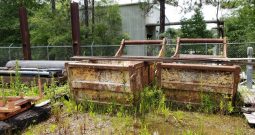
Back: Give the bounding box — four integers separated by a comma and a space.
205, 43, 208, 55
47, 45, 49, 60
8, 43, 13, 60
247, 47, 253, 89
71, 2, 81, 56
19, 7, 32, 60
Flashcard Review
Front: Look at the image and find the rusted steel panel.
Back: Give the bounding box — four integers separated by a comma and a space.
71, 81, 131, 93
124, 40, 163, 45
173, 37, 227, 59
179, 38, 224, 43
66, 60, 148, 105
19, 7, 31, 60
115, 38, 166, 57
71, 2, 81, 56
157, 63, 241, 104
160, 63, 240, 72
176, 54, 225, 59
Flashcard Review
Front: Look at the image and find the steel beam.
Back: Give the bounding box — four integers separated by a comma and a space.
19, 7, 32, 60
71, 2, 81, 56
146, 20, 224, 27
179, 38, 224, 43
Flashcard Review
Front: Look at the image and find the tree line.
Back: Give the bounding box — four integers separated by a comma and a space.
0, 0, 254, 60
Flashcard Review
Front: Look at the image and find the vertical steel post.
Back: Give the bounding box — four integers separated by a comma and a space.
19, 7, 32, 60
71, 2, 81, 56
247, 47, 253, 89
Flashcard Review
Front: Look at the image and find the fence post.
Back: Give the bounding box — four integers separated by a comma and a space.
8, 43, 13, 60
205, 43, 208, 55
47, 45, 49, 60
247, 47, 253, 89
91, 41, 94, 56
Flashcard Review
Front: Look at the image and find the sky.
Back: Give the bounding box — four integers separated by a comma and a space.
73, 0, 232, 29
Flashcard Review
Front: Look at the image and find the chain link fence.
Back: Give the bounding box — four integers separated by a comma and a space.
0, 42, 255, 66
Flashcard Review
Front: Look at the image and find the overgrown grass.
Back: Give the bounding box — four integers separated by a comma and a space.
22, 84, 255, 135
1, 61, 250, 134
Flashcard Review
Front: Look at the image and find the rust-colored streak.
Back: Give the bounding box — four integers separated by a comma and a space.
19, 7, 31, 60
66, 60, 148, 105
125, 40, 163, 45
71, 2, 81, 56
158, 63, 241, 104
179, 38, 224, 43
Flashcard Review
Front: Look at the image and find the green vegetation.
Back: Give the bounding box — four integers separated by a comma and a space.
20, 83, 254, 134
0, 0, 128, 62
180, 8, 213, 38
1, 0, 255, 134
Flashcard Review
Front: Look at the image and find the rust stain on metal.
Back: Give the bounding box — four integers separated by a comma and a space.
67, 38, 242, 106
115, 38, 166, 57
66, 60, 148, 105
157, 63, 241, 104
172, 37, 227, 59
19, 6, 31, 60
71, 2, 81, 56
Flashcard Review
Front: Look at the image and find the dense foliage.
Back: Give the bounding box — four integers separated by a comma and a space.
0, 0, 127, 61
0, 0, 40, 43
180, 8, 213, 38
0, 0, 255, 60
224, 0, 255, 42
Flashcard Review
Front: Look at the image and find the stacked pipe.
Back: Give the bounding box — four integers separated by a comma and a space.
0, 60, 71, 85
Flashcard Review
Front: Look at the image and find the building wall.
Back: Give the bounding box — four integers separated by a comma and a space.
119, 4, 146, 56
119, 3, 170, 56
120, 4, 146, 40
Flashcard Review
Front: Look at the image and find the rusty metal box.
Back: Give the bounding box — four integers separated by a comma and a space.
156, 63, 241, 104
66, 60, 149, 105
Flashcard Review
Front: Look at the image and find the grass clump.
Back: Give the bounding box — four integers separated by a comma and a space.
200, 92, 217, 113
139, 86, 167, 115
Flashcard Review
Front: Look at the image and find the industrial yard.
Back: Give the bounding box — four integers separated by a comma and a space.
1, 0, 255, 135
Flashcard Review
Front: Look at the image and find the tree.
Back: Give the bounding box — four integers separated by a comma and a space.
159, 0, 165, 33
223, 0, 255, 58
180, 8, 213, 55
29, 0, 72, 60
224, 0, 255, 42
138, 0, 218, 35
51, 0, 56, 12
0, 0, 40, 43
84, 0, 89, 27
30, 0, 127, 57
79, 1, 128, 56
138, 0, 177, 34
180, 8, 213, 38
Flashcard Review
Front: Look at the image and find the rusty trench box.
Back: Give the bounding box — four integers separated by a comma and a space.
67, 38, 241, 106
66, 39, 166, 105
157, 37, 241, 104
66, 60, 150, 105
156, 63, 240, 104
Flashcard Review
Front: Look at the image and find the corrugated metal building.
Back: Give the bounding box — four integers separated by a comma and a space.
119, 3, 170, 56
